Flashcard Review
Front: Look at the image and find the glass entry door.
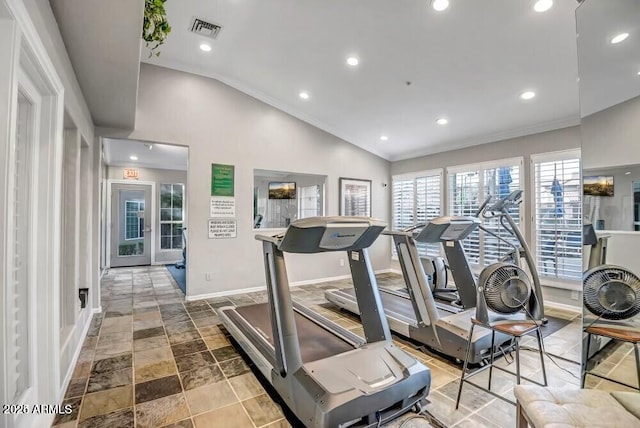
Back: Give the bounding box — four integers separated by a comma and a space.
110, 183, 152, 267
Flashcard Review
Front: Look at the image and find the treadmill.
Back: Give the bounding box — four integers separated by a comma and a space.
325, 216, 513, 363
219, 217, 430, 428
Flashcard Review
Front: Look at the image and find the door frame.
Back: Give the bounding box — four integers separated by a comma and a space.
106, 179, 156, 268
1, 0, 66, 425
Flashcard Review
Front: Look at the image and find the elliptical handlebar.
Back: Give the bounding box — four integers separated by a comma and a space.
480, 189, 523, 219
474, 196, 493, 218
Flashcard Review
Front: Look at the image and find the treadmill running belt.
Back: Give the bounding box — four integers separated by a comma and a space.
336, 288, 452, 320
235, 303, 354, 363
338, 288, 418, 322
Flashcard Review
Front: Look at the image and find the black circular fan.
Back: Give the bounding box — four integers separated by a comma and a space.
583, 265, 640, 320
478, 262, 532, 314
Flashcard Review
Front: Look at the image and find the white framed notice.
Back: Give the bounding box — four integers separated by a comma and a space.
210, 196, 235, 217
208, 219, 237, 239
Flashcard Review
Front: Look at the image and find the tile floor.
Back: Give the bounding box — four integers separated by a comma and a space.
52, 267, 633, 428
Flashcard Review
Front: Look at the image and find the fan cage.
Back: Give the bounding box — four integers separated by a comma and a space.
584, 265, 640, 320
479, 263, 532, 314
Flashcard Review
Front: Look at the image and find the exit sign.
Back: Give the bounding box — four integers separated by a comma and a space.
123, 168, 139, 180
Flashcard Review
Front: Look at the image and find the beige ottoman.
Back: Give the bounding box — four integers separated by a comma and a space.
514, 385, 640, 428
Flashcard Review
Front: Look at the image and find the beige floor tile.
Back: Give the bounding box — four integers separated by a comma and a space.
94, 340, 132, 361
135, 359, 178, 383
135, 346, 174, 367
184, 380, 238, 416
135, 393, 190, 428
78, 385, 132, 421
193, 403, 254, 428
202, 334, 230, 350
228, 373, 266, 400
242, 394, 284, 427
134, 335, 170, 352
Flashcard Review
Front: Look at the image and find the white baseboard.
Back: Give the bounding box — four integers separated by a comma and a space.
186, 269, 393, 302
58, 307, 101, 400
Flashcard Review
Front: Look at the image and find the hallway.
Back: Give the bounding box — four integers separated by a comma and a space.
52, 266, 288, 428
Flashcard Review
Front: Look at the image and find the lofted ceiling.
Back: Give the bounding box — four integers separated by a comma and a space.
49, 0, 585, 159
577, 0, 640, 118
142, 0, 581, 161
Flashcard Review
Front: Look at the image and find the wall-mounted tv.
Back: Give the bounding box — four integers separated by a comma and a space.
268, 182, 297, 199
583, 175, 614, 197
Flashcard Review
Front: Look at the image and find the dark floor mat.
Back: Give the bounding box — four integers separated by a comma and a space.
166, 263, 186, 294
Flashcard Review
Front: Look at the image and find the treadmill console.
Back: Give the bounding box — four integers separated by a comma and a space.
267, 216, 386, 253
414, 216, 480, 243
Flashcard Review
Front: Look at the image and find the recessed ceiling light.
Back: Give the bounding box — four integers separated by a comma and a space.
380, 135, 389, 141
611, 33, 629, 44
533, 0, 553, 13
347, 56, 359, 66
431, 0, 449, 11
625, 171, 632, 175
637, 71, 640, 76
299, 91, 310, 100
199, 43, 212, 52
520, 91, 536, 100
130, 155, 138, 161
436, 118, 449, 125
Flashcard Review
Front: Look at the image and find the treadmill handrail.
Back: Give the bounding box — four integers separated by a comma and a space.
255, 234, 282, 244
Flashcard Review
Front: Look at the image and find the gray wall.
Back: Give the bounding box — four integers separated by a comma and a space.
391, 125, 582, 307
582, 95, 640, 170
102, 64, 392, 298
107, 165, 188, 263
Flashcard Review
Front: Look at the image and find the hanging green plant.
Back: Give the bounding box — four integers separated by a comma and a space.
143, 0, 172, 58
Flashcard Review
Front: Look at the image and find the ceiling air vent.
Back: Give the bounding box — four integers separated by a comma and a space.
190, 18, 222, 39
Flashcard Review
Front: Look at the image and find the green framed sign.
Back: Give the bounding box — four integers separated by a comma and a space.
211, 163, 235, 197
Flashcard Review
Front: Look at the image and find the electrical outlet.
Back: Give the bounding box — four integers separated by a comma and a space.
205, 272, 213, 281
339, 259, 345, 267
571, 290, 579, 300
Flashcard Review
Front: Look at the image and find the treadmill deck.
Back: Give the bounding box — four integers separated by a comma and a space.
229, 303, 354, 363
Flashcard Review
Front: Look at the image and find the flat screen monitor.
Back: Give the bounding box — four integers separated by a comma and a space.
583, 176, 614, 197
268, 182, 296, 199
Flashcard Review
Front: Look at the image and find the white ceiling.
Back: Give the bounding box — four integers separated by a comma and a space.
50, 0, 143, 129
577, 0, 640, 117
104, 138, 188, 171
142, 0, 581, 161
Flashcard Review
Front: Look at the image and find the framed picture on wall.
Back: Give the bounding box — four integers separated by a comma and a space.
339, 177, 372, 217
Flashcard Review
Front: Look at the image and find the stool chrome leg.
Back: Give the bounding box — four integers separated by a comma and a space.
515, 337, 521, 385
582, 333, 592, 388
456, 323, 475, 410
536, 329, 547, 386
488, 330, 495, 391
634, 343, 640, 392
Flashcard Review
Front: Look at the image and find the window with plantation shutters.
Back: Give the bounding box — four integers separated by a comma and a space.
532, 151, 582, 282
160, 184, 184, 250
482, 167, 522, 266
415, 174, 442, 257
298, 185, 321, 219
447, 158, 523, 267
392, 170, 443, 258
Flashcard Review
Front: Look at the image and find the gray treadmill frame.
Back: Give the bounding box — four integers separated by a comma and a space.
326, 227, 513, 363
220, 217, 431, 427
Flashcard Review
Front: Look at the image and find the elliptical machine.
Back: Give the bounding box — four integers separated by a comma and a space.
478, 190, 547, 324
421, 190, 545, 322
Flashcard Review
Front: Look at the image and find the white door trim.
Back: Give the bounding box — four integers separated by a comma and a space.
106, 179, 157, 268
2, 0, 66, 426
